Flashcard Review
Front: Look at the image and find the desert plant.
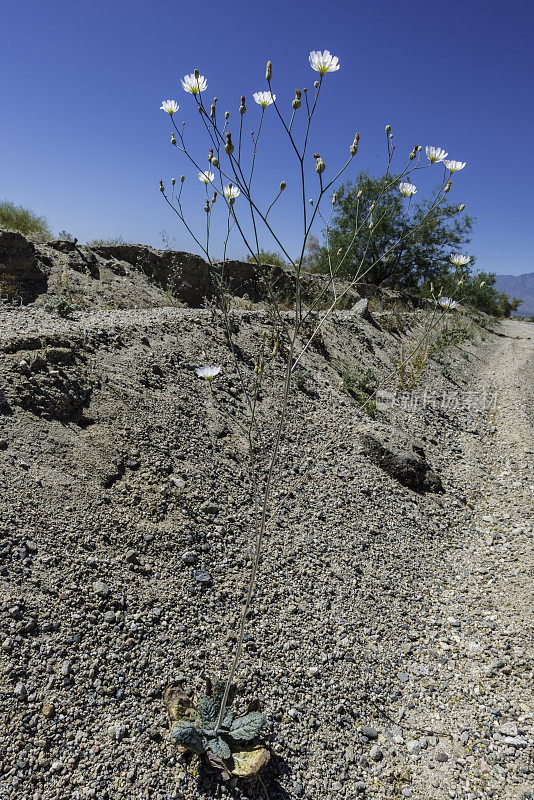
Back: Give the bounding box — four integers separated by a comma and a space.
158, 52, 469, 776
245, 248, 287, 268
44, 295, 79, 317
0, 200, 52, 237
165, 681, 269, 781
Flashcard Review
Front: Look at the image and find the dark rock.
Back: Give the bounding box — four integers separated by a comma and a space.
361, 433, 444, 493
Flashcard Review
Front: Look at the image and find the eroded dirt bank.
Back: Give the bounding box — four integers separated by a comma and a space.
0, 302, 532, 800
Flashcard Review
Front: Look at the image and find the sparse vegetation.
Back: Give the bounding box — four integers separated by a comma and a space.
0, 200, 52, 237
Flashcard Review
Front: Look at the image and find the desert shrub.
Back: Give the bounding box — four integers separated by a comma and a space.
245, 249, 287, 268
0, 200, 52, 237
86, 235, 131, 246
308, 173, 474, 289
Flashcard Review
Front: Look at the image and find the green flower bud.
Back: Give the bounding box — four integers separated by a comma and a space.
314, 80, 319, 89
171, 133, 176, 145
159, 180, 164, 193
385, 124, 391, 134
225, 111, 230, 120
266, 61, 272, 81
292, 89, 302, 110
204, 200, 210, 213
357, 189, 363, 199
315, 156, 325, 174
211, 157, 219, 168
208, 148, 213, 162
180, 175, 185, 183
280, 181, 286, 191
239, 95, 246, 115
171, 177, 176, 186
194, 69, 200, 79
225, 132, 234, 155
210, 104, 216, 118
459, 203, 465, 212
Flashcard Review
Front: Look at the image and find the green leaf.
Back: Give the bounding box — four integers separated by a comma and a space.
221, 709, 234, 729
198, 696, 217, 728
212, 679, 237, 712
228, 712, 266, 743
206, 735, 231, 761
170, 722, 205, 754
230, 746, 270, 777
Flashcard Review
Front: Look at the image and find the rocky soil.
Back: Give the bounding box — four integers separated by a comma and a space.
0, 233, 532, 800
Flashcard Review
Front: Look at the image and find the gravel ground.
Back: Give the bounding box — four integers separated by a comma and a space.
0, 302, 532, 800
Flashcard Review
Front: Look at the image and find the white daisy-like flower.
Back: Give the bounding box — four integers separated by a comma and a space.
252, 91, 276, 109
309, 50, 340, 76
198, 171, 215, 184
223, 184, 240, 201
160, 100, 179, 115
181, 73, 207, 95
399, 182, 417, 197
195, 365, 221, 380
426, 146, 448, 164
444, 160, 466, 173
450, 253, 471, 267
439, 297, 458, 310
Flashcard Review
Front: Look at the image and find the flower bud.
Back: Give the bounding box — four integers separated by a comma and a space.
204, 200, 210, 213
337, 247, 343, 256
180, 175, 185, 183
239, 95, 246, 115
357, 189, 363, 199
409, 150, 417, 161
459, 203, 465, 212
292, 89, 302, 110
314, 80, 319, 89
225, 132, 234, 155
444, 179, 452, 193
309, 198, 314, 206
458, 274, 465, 286
171, 177, 176, 186
208, 148, 213, 162
418, 145, 422, 151
225, 111, 230, 120
211, 104, 216, 118
350, 132, 360, 156
266, 61, 272, 81
159, 180, 164, 193
332, 193, 337, 205
211, 157, 219, 168
385, 124, 391, 134
194, 69, 200, 79
171, 133, 176, 145
280, 181, 286, 191
315, 156, 325, 174
480, 281, 486, 287
212, 191, 217, 203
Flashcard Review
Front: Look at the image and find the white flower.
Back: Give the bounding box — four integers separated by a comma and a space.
252, 91, 276, 108
399, 182, 417, 197
450, 253, 471, 267
444, 160, 466, 173
309, 50, 340, 76
223, 184, 240, 201
160, 99, 179, 115
181, 73, 207, 95
426, 146, 448, 164
198, 171, 215, 184
439, 297, 458, 310
195, 365, 221, 380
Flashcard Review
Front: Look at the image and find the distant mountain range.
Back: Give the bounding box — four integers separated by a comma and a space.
494, 272, 534, 316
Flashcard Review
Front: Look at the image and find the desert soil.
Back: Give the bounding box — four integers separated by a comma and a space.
0, 302, 532, 800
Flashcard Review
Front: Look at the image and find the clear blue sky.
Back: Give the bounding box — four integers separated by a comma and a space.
2, 0, 532, 276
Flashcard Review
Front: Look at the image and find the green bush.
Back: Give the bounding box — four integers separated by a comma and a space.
86, 236, 130, 246
0, 200, 52, 237
245, 249, 287, 268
